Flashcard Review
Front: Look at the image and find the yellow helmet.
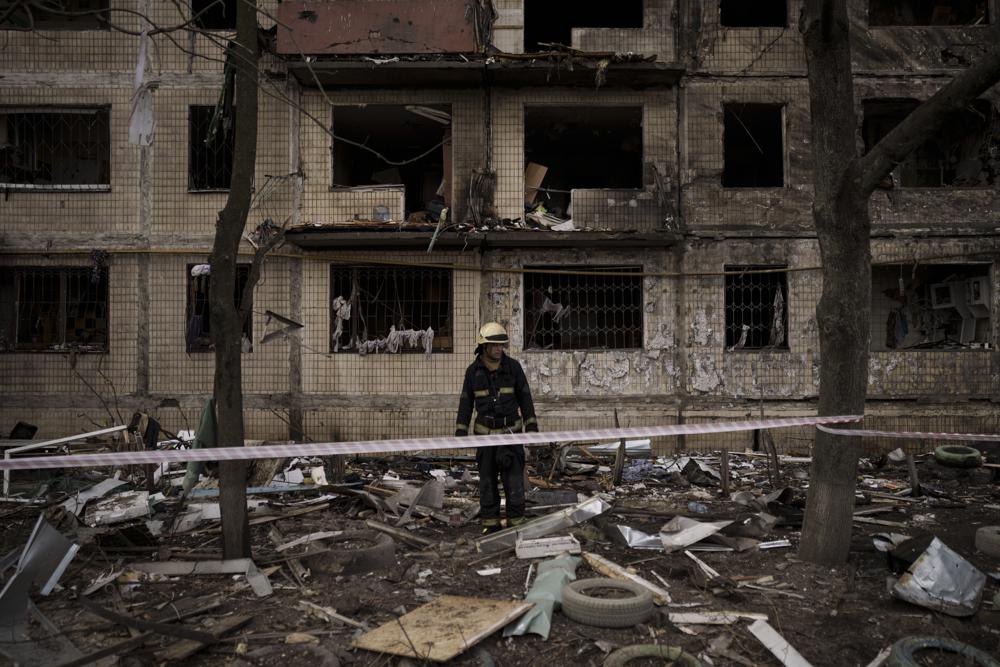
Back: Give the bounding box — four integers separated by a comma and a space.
476, 322, 509, 346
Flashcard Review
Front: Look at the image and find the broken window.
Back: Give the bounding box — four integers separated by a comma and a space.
523, 1, 643, 52
722, 104, 785, 188
524, 106, 643, 218
0, 107, 110, 188
188, 105, 234, 192
0, 0, 109, 30
332, 104, 452, 222
720, 0, 787, 27
523, 266, 643, 350
724, 266, 788, 350
872, 263, 991, 350
869, 0, 988, 26
186, 264, 252, 353
329, 266, 452, 353
192, 0, 237, 30
863, 99, 998, 187
0, 267, 109, 352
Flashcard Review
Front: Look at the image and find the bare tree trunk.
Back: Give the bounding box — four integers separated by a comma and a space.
211, 0, 259, 559
799, 0, 1000, 563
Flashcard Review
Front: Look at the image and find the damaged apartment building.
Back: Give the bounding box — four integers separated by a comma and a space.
0, 0, 998, 450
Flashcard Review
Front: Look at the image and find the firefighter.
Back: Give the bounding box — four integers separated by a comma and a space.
455, 322, 538, 534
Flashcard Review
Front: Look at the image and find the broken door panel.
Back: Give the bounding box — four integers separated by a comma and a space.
276, 0, 477, 55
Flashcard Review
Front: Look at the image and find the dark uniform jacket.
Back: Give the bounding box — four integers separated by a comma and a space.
455, 355, 538, 436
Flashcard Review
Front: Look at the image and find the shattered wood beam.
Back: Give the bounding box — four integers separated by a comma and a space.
582, 552, 671, 605
154, 614, 253, 662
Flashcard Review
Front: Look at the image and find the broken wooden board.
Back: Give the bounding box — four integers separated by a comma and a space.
154, 614, 252, 662
582, 552, 671, 605
748, 618, 814, 667
668, 610, 768, 625
515, 535, 581, 559
352, 595, 531, 662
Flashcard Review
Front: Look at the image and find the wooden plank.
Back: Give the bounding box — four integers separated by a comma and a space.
268, 526, 308, 584
351, 596, 531, 662
155, 614, 253, 662
747, 619, 814, 667
668, 610, 768, 625
582, 552, 672, 605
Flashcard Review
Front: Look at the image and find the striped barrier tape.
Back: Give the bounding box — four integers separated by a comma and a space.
0, 415, 864, 471
817, 424, 1000, 442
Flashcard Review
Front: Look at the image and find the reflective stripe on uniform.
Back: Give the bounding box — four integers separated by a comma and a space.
473, 389, 490, 398
524, 417, 537, 425
481, 518, 501, 526
455, 423, 469, 432
499, 387, 515, 395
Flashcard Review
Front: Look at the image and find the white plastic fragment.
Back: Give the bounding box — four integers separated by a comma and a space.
747, 619, 813, 667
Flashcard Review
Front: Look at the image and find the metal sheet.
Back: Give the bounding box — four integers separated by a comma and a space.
659, 516, 733, 553
503, 555, 580, 640
0, 516, 78, 628
892, 537, 986, 617
276, 0, 477, 55
476, 495, 610, 553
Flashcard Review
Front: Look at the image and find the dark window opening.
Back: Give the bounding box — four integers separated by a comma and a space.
1, 0, 109, 30
524, 0, 643, 52
0, 266, 109, 353
524, 106, 643, 218
863, 99, 998, 187
523, 266, 643, 350
189, 105, 234, 191
332, 105, 452, 221
186, 264, 252, 353
0, 107, 110, 187
872, 263, 991, 350
329, 266, 452, 353
192, 0, 237, 30
724, 266, 788, 350
720, 0, 787, 27
723, 103, 785, 188
869, 0, 989, 26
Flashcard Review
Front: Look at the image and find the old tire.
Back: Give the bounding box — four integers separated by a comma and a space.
603, 644, 701, 667
886, 636, 999, 667
306, 530, 395, 575
975, 525, 1000, 558
933, 444, 982, 468
561, 578, 654, 628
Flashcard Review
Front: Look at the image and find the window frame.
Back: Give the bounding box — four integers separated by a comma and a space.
723, 264, 790, 352
721, 102, 787, 189
187, 105, 235, 193
0, 265, 110, 354
0, 106, 112, 191
185, 264, 253, 354
522, 265, 644, 352
328, 265, 454, 354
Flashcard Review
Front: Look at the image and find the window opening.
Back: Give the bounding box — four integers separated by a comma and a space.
332, 105, 452, 222
0, 0, 109, 30
192, 0, 237, 30
722, 103, 785, 188
186, 264, 252, 353
523, 266, 643, 350
329, 266, 452, 354
872, 263, 991, 350
523, 0, 643, 52
0, 266, 109, 352
0, 107, 110, 188
869, 0, 988, 26
720, 0, 787, 27
524, 106, 643, 219
724, 266, 788, 350
189, 105, 234, 191
863, 99, 998, 187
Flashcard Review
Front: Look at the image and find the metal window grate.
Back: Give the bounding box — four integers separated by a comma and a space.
329, 266, 452, 353
0, 107, 110, 187
523, 266, 643, 350
188, 105, 234, 191
724, 265, 788, 350
0, 267, 108, 353
186, 265, 252, 353
0, 0, 109, 30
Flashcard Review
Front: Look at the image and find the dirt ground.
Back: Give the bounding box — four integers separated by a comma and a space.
2, 449, 999, 666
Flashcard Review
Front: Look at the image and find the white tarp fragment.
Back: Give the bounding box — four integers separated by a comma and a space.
128, 31, 155, 146
891, 537, 986, 617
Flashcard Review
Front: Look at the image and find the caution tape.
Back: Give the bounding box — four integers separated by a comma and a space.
0, 415, 864, 471
817, 424, 1000, 442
